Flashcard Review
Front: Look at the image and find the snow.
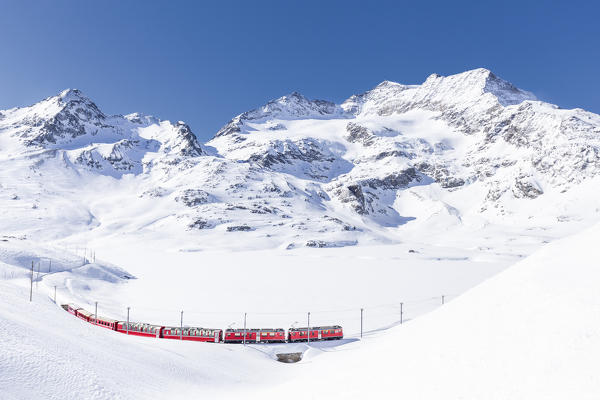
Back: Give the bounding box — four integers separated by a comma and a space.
266, 222, 600, 399
1, 67, 600, 398
1, 220, 599, 398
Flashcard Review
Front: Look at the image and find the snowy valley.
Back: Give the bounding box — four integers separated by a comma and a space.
1, 68, 600, 399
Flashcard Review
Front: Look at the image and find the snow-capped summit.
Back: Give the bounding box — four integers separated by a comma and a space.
342, 68, 536, 117
1, 69, 600, 252
421, 68, 536, 106
215, 91, 341, 137
57, 88, 90, 103
0, 89, 208, 179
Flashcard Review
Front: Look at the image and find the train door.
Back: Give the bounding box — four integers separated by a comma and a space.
318, 330, 322, 340
256, 331, 261, 343
214, 331, 219, 343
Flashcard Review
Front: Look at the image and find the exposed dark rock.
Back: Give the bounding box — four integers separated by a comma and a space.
513, 176, 543, 199
226, 225, 252, 232
188, 218, 211, 229
345, 122, 374, 146
175, 189, 213, 207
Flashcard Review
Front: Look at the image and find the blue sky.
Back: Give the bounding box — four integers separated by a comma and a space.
0, 0, 598, 141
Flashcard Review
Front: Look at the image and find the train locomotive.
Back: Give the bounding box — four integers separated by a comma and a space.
61, 303, 343, 344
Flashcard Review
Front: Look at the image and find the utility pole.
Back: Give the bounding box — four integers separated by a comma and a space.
243, 312, 247, 346
35, 261, 40, 289
400, 302, 404, 324
180, 310, 184, 340
360, 308, 364, 338
95, 302, 98, 325
126, 307, 130, 335
307, 312, 310, 344
29, 261, 33, 302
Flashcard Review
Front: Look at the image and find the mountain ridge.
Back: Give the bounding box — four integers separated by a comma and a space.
1, 68, 599, 252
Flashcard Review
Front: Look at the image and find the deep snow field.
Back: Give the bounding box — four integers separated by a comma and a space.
2, 69, 600, 398
1, 221, 600, 399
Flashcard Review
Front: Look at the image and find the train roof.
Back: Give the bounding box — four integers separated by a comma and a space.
225, 328, 284, 332
164, 326, 222, 331
289, 325, 342, 331
125, 322, 163, 328
77, 309, 94, 318
96, 316, 118, 323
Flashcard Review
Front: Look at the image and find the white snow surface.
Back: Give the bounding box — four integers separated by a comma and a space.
266, 222, 600, 399
1, 220, 599, 399
1, 68, 600, 398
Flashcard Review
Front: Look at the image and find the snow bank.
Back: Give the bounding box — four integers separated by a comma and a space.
267, 223, 600, 399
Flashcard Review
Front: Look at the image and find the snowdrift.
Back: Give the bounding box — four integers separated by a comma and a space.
266, 222, 600, 399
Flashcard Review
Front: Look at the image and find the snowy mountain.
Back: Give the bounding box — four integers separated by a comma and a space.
2, 68, 600, 399
1, 68, 600, 252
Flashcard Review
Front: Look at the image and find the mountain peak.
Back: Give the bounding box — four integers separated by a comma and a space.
374, 80, 403, 89
57, 88, 87, 102
423, 68, 536, 106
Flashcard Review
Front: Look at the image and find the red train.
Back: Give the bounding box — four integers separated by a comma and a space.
224, 328, 286, 343
288, 326, 344, 342
62, 303, 344, 344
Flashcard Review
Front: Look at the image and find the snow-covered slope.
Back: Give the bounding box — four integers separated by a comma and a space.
1, 68, 599, 253
268, 221, 600, 399
1, 68, 599, 399
1, 210, 598, 399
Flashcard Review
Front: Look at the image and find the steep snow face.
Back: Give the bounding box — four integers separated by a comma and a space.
0, 90, 205, 176
341, 68, 536, 116
208, 68, 600, 239
1, 68, 600, 253
214, 92, 343, 138
267, 221, 600, 400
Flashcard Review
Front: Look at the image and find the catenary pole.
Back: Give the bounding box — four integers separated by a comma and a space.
442, 295, 445, 305
29, 261, 33, 302
307, 312, 310, 344
400, 302, 404, 324
36, 261, 40, 289
126, 307, 130, 335
243, 313, 247, 346
54, 286, 57, 303
360, 308, 364, 338
180, 310, 183, 340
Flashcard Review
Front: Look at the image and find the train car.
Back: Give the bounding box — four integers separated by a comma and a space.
224, 329, 247, 343
162, 327, 222, 343
319, 325, 344, 340
76, 309, 94, 323
66, 303, 80, 316
93, 316, 119, 331
223, 328, 286, 343
257, 329, 286, 343
288, 325, 343, 342
116, 322, 163, 338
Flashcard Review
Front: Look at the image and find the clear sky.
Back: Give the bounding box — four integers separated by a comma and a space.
0, 0, 598, 141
